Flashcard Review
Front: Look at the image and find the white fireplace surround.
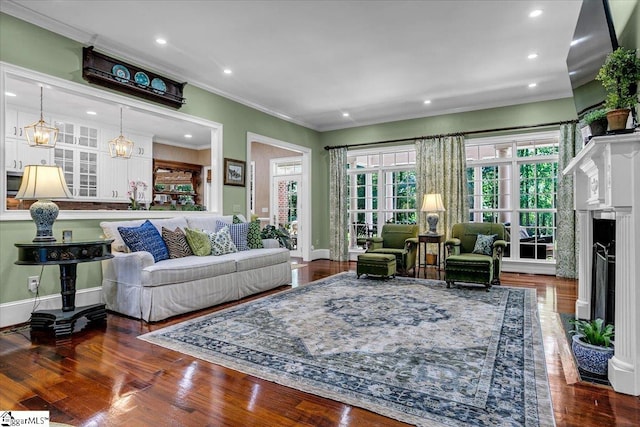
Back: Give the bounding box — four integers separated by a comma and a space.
563, 132, 640, 396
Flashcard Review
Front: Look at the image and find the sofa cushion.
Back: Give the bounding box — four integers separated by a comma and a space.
472, 234, 497, 256
141, 256, 237, 287
185, 215, 234, 233
232, 247, 291, 272
216, 220, 249, 251
162, 227, 193, 259
118, 220, 169, 262
208, 226, 238, 255
185, 228, 212, 256
101, 217, 189, 252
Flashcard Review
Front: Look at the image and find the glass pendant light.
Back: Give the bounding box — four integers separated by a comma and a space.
108, 107, 134, 158
24, 86, 58, 148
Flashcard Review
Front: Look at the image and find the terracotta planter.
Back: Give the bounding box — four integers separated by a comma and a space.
606, 109, 630, 131
571, 334, 614, 375
588, 118, 608, 137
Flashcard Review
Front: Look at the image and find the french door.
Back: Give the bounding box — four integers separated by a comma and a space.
271, 158, 302, 257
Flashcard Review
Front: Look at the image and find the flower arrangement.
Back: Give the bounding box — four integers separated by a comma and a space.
128, 180, 148, 210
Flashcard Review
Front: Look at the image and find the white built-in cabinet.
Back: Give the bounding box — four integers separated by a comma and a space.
5, 106, 154, 203
98, 130, 153, 203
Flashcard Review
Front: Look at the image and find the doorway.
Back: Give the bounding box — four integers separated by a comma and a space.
246, 132, 311, 261
271, 158, 302, 257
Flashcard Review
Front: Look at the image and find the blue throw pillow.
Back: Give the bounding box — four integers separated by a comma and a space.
472, 234, 498, 256
118, 220, 169, 262
216, 220, 249, 251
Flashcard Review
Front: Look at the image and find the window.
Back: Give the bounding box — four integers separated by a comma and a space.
466, 131, 559, 261
347, 147, 416, 249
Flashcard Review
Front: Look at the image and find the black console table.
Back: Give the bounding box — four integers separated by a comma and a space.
15, 239, 113, 337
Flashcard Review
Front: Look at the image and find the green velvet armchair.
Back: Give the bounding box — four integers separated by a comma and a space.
444, 223, 507, 291
366, 224, 419, 275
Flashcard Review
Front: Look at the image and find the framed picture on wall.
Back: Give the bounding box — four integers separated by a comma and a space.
224, 158, 246, 187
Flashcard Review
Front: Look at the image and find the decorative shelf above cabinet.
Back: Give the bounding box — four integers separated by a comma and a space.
82, 46, 186, 108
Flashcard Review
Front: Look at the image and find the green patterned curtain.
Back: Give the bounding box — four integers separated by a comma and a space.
329, 147, 349, 261
415, 135, 469, 239
556, 123, 580, 278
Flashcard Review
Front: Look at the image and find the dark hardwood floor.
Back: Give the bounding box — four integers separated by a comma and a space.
1, 260, 639, 426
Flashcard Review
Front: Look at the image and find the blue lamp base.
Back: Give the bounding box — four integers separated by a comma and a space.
426, 213, 439, 234
30, 199, 59, 242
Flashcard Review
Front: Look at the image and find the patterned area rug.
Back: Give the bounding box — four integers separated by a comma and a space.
139, 273, 554, 427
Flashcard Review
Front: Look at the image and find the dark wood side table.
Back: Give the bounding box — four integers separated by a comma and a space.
15, 239, 113, 338
415, 233, 443, 279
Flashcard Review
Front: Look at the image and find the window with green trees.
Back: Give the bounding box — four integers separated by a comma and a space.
466, 131, 559, 261
347, 148, 417, 249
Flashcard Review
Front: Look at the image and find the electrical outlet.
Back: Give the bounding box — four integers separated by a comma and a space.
233, 204, 241, 212
28, 276, 39, 293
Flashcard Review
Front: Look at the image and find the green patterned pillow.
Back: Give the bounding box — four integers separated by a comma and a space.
472, 234, 497, 256
208, 226, 238, 256
184, 228, 212, 256
232, 214, 243, 224
247, 220, 263, 249
162, 227, 193, 258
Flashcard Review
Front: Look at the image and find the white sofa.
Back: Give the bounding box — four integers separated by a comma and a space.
100, 215, 291, 322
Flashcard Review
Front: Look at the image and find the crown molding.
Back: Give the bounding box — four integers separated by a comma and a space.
2, 1, 318, 131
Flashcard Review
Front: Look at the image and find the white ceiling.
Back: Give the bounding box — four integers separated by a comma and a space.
2, 0, 583, 134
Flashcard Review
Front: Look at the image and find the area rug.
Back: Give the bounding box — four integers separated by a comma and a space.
139, 273, 554, 426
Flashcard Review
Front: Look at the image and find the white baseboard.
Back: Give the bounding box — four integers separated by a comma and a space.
309, 249, 330, 261
502, 259, 556, 275
0, 287, 104, 328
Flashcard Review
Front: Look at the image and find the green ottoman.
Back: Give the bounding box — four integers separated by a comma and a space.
357, 253, 396, 278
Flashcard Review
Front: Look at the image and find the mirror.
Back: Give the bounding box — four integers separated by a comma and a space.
2, 63, 222, 215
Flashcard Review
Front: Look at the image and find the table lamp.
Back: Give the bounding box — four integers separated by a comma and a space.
421, 193, 445, 234
15, 165, 72, 242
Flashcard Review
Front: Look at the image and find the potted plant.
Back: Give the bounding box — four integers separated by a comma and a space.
583, 108, 608, 137
570, 318, 614, 375
595, 47, 640, 131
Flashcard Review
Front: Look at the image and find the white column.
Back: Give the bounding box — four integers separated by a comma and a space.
609, 211, 639, 395
575, 210, 592, 319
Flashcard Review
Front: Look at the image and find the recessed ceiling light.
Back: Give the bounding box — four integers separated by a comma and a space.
529, 9, 542, 18
5, 91, 16, 97
528, 83, 537, 88
184, 134, 192, 138
156, 38, 167, 45
528, 53, 538, 59
342, 112, 350, 117
86, 111, 97, 115
423, 100, 431, 104
223, 68, 232, 74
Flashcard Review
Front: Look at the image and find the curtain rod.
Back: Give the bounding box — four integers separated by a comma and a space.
323, 119, 578, 150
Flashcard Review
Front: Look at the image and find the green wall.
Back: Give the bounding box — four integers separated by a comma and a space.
0, 13, 320, 305
0, 12, 580, 309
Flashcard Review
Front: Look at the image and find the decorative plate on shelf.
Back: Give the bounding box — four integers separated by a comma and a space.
112, 64, 130, 82
134, 71, 150, 87
151, 77, 167, 94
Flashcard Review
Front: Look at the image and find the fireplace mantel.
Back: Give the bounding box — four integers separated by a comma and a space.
563, 132, 640, 396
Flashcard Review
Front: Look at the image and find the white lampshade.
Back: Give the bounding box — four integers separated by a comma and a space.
421, 193, 445, 212
15, 165, 72, 241
15, 165, 72, 200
